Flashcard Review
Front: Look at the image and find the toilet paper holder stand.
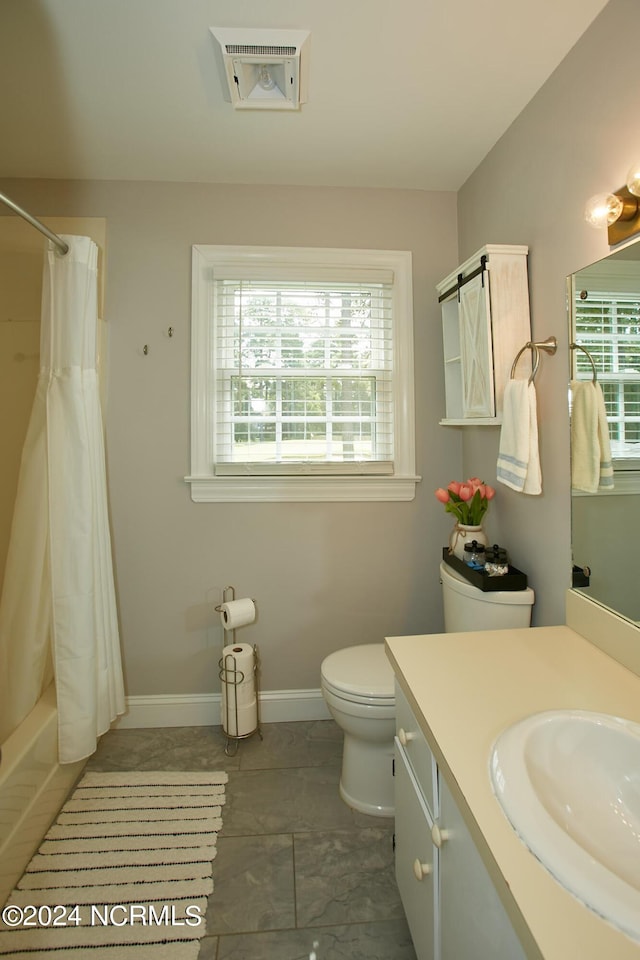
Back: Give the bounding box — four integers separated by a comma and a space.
218, 644, 261, 756
216, 585, 262, 756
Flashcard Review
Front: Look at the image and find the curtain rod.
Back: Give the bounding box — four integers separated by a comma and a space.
0, 190, 69, 255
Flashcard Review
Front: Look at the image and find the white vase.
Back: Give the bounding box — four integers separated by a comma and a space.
449, 523, 489, 561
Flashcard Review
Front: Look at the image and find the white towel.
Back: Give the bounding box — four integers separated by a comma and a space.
596, 381, 614, 490
496, 379, 542, 495
570, 380, 614, 493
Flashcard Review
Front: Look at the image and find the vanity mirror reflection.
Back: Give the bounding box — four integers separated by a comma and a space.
569, 237, 640, 624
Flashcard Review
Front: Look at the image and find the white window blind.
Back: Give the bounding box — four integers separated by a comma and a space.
188, 246, 418, 502
213, 278, 394, 474
574, 290, 640, 462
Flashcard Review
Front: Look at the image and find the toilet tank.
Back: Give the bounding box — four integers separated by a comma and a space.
440, 561, 535, 632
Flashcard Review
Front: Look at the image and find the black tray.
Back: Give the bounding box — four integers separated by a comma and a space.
442, 548, 528, 592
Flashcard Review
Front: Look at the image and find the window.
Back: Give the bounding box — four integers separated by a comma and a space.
573, 288, 640, 467
188, 246, 418, 502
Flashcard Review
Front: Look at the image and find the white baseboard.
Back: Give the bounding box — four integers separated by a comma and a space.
113, 689, 331, 729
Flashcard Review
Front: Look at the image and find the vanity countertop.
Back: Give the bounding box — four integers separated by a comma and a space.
385, 625, 640, 960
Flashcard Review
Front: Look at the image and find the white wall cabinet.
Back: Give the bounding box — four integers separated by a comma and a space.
394, 684, 526, 960
436, 245, 531, 425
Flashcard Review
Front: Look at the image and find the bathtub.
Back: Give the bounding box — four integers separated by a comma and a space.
0, 684, 85, 905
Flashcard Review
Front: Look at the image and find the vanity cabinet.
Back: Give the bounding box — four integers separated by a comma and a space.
436, 244, 531, 425
395, 684, 526, 960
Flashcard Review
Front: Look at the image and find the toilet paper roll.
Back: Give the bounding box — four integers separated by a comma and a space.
221, 643, 255, 684
219, 598, 255, 630
221, 697, 258, 737
221, 681, 256, 714
224, 679, 256, 707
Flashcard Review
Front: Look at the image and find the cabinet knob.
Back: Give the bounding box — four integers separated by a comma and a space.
398, 727, 415, 746
431, 822, 451, 848
413, 857, 432, 881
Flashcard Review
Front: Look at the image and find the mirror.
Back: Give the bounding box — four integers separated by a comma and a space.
569, 238, 640, 624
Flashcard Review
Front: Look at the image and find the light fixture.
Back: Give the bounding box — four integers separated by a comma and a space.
627, 160, 640, 197
584, 161, 640, 245
210, 27, 310, 111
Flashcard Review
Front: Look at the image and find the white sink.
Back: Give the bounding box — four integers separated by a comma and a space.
490, 709, 640, 941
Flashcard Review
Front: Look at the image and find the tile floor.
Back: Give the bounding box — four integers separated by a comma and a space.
87, 720, 417, 960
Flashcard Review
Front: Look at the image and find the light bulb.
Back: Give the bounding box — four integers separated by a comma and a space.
627, 161, 640, 197
584, 193, 624, 229
257, 66, 275, 91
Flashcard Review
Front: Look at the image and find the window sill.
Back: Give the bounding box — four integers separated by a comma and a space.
185, 474, 421, 503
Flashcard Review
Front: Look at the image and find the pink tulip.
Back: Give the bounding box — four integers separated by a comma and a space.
467, 476, 482, 487
458, 483, 473, 501
485, 485, 496, 500
434, 487, 450, 504
474, 483, 486, 498
447, 481, 461, 495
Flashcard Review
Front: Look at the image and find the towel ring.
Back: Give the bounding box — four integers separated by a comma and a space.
510, 336, 557, 384
510, 343, 539, 384
570, 342, 598, 382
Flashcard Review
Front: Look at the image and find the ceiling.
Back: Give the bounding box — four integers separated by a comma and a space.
0, 0, 609, 192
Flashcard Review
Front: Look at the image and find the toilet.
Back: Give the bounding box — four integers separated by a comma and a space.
320, 560, 535, 817
321, 643, 396, 817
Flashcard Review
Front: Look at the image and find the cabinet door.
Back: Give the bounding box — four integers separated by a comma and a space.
395, 741, 437, 960
458, 274, 494, 418
438, 775, 526, 960
396, 684, 437, 817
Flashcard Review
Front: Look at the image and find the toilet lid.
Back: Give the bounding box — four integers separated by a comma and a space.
321, 644, 395, 700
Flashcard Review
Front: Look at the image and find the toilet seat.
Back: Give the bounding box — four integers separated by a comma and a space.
321, 643, 395, 706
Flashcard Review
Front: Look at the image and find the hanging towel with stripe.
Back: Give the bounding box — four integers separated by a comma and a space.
496, 379, 542, 495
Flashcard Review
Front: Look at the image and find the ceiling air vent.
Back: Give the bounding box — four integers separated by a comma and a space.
225, 45, 297, 57
210, 28, 310, 111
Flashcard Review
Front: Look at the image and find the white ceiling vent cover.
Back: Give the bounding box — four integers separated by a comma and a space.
210, 28, 310, 111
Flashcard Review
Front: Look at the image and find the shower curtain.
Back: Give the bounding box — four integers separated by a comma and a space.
0, 235, 124, 763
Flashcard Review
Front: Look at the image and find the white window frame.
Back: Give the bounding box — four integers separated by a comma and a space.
187, 245, 419, 502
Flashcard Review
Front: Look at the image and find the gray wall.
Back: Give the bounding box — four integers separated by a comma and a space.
0, 179, 459, 696
456, 0, 640, 626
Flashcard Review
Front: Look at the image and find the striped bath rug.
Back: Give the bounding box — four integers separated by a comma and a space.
0, 770, 228, 959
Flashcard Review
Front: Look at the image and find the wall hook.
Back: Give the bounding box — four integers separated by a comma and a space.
168, 326, 174, 338
143, 344, 149, 355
